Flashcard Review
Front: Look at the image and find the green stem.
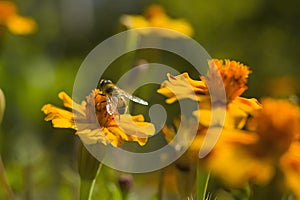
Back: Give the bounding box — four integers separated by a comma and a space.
0, 155, 15, 200
80, 179, 94, 200
157, 169, 164, 200
80, 163, 102, 200
196, 163, 210, 200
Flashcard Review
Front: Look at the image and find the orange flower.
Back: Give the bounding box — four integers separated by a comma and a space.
247, 98, 300, 156
120, 4, 194, 37
42, 89, 155, 147
203, 99, 300, 196
157, 59, 261, 129
0, 1, 37, 35
203, 59, 252, 103
158, 59, 252, 104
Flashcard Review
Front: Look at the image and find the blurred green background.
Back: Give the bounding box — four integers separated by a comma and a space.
0, 0, 299, 199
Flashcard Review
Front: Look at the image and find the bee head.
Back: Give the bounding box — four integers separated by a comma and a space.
97, 79, 112, 91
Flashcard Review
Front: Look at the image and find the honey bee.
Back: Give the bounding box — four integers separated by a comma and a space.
97, 79, 148, 115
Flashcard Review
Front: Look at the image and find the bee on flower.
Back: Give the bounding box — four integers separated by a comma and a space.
42, 86, 155, 147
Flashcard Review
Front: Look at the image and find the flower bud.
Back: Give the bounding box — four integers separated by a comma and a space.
118, 174, 133, 199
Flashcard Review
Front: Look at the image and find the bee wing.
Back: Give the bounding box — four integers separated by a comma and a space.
118, 89, 149, 106
106, 94, 118, 115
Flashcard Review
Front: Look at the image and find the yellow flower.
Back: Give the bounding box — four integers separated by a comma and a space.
158, 59, 252, 104
0, 1, 37, 35
203, 98, 300, 196
120, 4, 194, 37
157, 59, 261, 129
162, 118, 258, 195
42, 89, 155, 147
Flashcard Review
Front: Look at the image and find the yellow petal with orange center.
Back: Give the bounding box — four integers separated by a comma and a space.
42, 90, 155, 147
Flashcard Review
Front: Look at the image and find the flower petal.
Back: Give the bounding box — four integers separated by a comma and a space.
59, 92, 86, 116
41, 104, 76, 129
157, 73, 206, 104
76, 128, 109, 145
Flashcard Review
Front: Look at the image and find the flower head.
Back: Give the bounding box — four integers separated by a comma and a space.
120, 4, 194, 37
0, 1, 37, 35
203, 59, 252, 103
157, 59, 261, 129
202, 98, 300, 197
248, 98, 300, 156
42, 89, 155, 147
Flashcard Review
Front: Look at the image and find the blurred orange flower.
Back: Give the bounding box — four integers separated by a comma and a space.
42, 89, 155, 147
204, 99, 300, 196
162, 117, 258, 198
120, 4, 194, 37
0, 1, 37, 35
162, 98, 300, 198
